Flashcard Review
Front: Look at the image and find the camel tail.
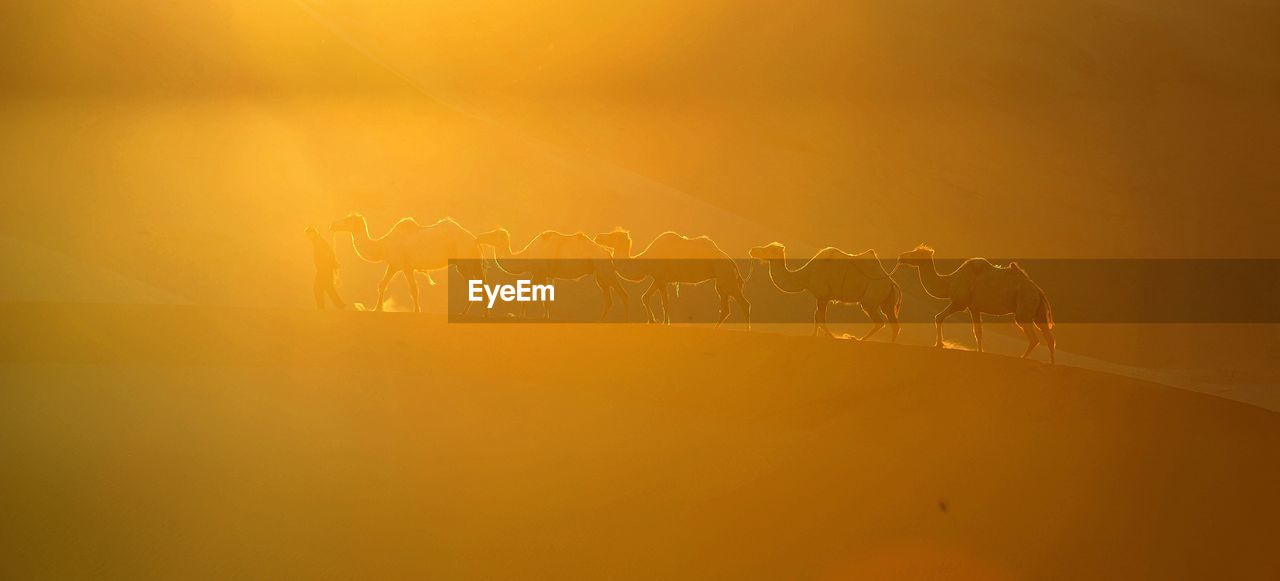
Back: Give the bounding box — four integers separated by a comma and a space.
1037, 290, 1054, 329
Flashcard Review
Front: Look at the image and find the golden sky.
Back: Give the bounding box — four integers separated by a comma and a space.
1, 1, 1277, 305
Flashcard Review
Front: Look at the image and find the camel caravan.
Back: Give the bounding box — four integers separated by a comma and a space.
316, 214, 1056, 363
475, 227, 629, 321
594, 229, 750, 329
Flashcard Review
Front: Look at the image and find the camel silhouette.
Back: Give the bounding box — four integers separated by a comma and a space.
897, 245, 1055, 363
594, 229, 750, 328
476, 228, 629, 321
749, 242, 901, 341
329, 213, 485, 315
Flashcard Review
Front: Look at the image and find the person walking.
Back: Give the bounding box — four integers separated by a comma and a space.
306, 226, 345, 310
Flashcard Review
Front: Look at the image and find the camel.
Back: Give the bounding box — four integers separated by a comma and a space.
593, 229, 750, 328
329, 213, 486, 315
896, 245, 1055, 364
748, 242, 901, 342
475, 228, 629, 321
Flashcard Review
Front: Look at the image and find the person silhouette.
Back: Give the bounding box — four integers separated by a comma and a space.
306, 226, 345, 310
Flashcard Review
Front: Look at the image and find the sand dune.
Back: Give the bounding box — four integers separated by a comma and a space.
1, 303, 1275, 579
2, 2, 1276, 578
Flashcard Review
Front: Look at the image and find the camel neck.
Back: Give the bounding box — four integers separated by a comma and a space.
487, 236, 527, 275
348, 221, 386, 263
616, 239, 633, 260
613, 256, 648, 283
766, 257, 808, 293
604, 238, 646, 281
915, 259, 953, 299
492, 237, 518, 259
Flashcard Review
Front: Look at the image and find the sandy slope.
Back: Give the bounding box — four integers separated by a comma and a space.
0, 303, 1276, 580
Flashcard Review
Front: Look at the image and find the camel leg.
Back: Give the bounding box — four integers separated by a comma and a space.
459, 263, 484, 318
404, 266, 421, 313
733, 288, 751, 331
884, 293, 899, 344
670, 285, 680, 326
1016, 320, 1040, 359
373, 264, 397, 312
600, 279, 628, 322
658, 284, 672, 325
934, 302, 964, 347
970, 309, 983, 352
457, 266, 472, 317
1036, 321, 1056, 365
647, 282, 667, 323
815, 300, 834, 338
614, 278, 630, 322
597, 274, 628, 322
640, 281, 659, 323
715, 291, 732, 329
858, 303, 885, 341
597, 278, 613, 321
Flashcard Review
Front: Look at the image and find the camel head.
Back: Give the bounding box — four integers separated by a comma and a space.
897, 244, 935, 268
593, 229, 632, 256
329, 213, 367, 234
475, 227, 511, 249
749, 242, 786, 262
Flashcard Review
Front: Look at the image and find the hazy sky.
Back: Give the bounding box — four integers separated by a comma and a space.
1, 1, 1276, 305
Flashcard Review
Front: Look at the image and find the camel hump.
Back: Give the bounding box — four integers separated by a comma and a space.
962, 258, 993, 274
642, 232, 723, 258
651, 231, 696, 248
390, 217, 423, 233
688, 235, 724, 253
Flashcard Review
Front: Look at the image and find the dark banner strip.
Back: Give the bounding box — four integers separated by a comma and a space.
445, 259, 1280, 324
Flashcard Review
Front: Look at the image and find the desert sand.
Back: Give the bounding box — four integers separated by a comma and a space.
2, 302, 1276, 580
2, 1, 1278, 578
